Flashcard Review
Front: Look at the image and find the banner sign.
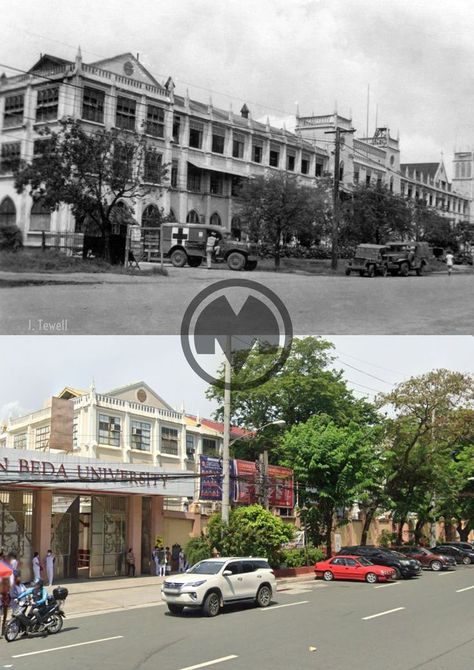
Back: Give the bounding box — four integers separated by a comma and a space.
234, 459, 257, 504
199, 455, 223, 501
267, 465, 294, 508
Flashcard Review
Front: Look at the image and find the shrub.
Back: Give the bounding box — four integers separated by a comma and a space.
0, 222, 23, 251
378, 529, 397, 548
185, 536, 212, 566
279, 546, 325, 568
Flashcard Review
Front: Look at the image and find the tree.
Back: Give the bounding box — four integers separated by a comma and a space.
340, 184, 412, 247
239, 172, 331, 269
378, 369, 474, 543
207, 337, 377, 461
14, 119, 168, 262
279, 415, 381, 556
206, 505, 294, 567
413, 200, 458, 250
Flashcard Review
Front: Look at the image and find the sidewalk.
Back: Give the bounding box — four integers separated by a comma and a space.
50, 573, 315, 618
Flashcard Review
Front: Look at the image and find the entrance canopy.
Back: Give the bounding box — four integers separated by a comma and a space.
0, 447, 194, 497
188, 157, 249, 178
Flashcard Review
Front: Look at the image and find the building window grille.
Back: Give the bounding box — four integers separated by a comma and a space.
3, 94, 24, 127
98, 414, 121, 447
0, 142, 21, 174
82, 87, 105, 124
232, 133, 245, 159
187, 164, 202, 192
114, 144, 134, 180
211, 126, 225, 154
301, 155, 309, 174
172, 115, 181, 143
353, 169, 359, 184
202, 438, 217, 456
231, 176, 244, 197
252, 140, 263, 163
0, 197, 16, 227
286, 153, 295, 171
36, 87, 59, 122
186, 434, 195, 460
144, 150, 162, 183
315, 159, 324, 177
171, 160, 178, 188
210, 212, 222, 226
210, 171, 224, 195
35, 424, 50, 449
13, 433, 27, 449
33, 138, 52, 157
131, 420, 151, 451
161, 426, 179, 455
189, 120, 204, 149
269, 146, 279, 167
186, 209, 200, 223
30, 198, 51, 231
116, 96, 136, 131
146, 105, 165, 138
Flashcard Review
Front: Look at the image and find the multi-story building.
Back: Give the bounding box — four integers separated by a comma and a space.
0, 381, 226, 580
0, 51, 328, 246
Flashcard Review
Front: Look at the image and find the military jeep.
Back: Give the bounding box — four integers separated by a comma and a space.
345, 244, 388, 277
383, 241, 431, 276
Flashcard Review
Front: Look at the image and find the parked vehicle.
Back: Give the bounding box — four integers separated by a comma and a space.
432, 544, 474, 565
314, 555, 396, 584
453, 251, 473, 266
441, 541, 474, 552
160, 223, 258, 271
338, 546, 422, 579
383, 241, 431, 276
161, 557, 276, 617
345, 244, 388, 277
5, 586, 68, 642
392, 546, 456, 571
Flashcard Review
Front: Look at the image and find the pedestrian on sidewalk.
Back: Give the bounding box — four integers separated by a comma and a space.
165, 547, 171, 575
126, 548, 136, 576
206, 231, 218, 269
32, 552, 41, 581
152, 546, 160, 576
157, 546, 166, 577
1, 577, 11, 637
45, 549, 55, 586
445, 250, 454, 276
179, 548, 186, 572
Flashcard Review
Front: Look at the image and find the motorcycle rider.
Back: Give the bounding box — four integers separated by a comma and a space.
14, 578, 49, 630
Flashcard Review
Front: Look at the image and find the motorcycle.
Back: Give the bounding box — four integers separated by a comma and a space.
5, 586, 68, 642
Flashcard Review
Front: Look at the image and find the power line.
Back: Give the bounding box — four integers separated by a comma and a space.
336, 357, 394, 386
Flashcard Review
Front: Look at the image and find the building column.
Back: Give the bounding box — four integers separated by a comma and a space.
150, 496, 165, 546
127, 495, 142, 576
32, 489, 52, 561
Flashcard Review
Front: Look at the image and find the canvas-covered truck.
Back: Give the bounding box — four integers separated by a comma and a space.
345, 244, 389, 277
383, 241, 431, 276
160, 223, 258, 271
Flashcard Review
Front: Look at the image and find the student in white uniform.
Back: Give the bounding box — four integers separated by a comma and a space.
45, 549, 55, 586
32, 552, 41, 581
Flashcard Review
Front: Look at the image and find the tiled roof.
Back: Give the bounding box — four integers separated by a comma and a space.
400, 162, 439, 178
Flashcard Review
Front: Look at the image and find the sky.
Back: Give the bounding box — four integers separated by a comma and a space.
1, 335, 473, 423
2, 0, 474, 175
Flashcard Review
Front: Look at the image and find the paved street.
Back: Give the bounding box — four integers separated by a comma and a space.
1, 568, 473, 670
1, 266, 473, 335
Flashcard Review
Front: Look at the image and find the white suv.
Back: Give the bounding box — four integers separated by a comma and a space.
161, 557, 276, 617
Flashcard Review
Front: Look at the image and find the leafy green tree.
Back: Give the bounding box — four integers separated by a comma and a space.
14, 119, 167, 262
413, 200, 458, 250
340, 184, 412, 246
206, 505, 294, 567
185, 535, 213, 566
207, 337, 377, 462
239, 172, 331, 269
279, 415, 381, 556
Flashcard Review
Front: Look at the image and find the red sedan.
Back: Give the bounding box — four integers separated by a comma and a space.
314, 555, 396, 584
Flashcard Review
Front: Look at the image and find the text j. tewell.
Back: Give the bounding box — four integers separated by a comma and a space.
28, 319, 68, 332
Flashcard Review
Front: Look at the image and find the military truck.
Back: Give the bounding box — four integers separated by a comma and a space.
160, 223, 258, 270
383, 241, 431, 276
345, 244, 388, 277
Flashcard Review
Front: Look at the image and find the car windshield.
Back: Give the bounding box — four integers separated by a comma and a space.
389, 551, 407, 559
187, 560, 225, 575
387, 245, 407, 252
358, 557, 373, 566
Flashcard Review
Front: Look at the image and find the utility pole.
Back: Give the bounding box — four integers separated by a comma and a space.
221, 335, 232, 524
260, 448, 269, 510
325, 125, 356, 271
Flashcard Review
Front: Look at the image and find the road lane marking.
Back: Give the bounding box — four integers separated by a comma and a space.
261, 600, 309, 611
178, 655, 238, 670
67, 600, 164, 619
456, 585, 474, 592
438, 571, 456, 576
11, 635, 124, 658
374, 582, 400, 589
362, 607, 405, 620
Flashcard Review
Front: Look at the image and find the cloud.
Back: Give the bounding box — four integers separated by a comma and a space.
0, 401, 28, 423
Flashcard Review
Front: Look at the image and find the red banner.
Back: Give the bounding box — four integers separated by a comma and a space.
233, 460, 294, 508
267, 465, 294, 508
234, 459, 257, 504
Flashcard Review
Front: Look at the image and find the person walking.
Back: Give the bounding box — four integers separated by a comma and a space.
45, 549, 55, 586
158, 546, 167, 577
126, 548, 135, 577
178, 547, 186, 573
445, 250, 454, 276
152, 546, 160, 576
1, 577, 11, 637
32, 552, 41, 581
206, 231, 218, 269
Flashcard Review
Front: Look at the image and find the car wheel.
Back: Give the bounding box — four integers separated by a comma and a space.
462, 556, 472, 565
170, 249, 188, 268
227, 252, 246, 271
256, 585, 272, 608
365, 572, 378, 584
392, 567, 402, 579
400, 262, 409, 276
167, 603, 184, 616
323, 570, 334, 581
202, 592, 221, 617
430, 560, 442, 572
367, 265, 375, 278
187, 256, 202, 268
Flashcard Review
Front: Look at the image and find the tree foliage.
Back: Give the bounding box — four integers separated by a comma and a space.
14, 118, 167, 261
239, 172, 332, 268
206, 505, 294, 567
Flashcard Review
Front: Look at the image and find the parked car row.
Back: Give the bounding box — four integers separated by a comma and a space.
345, 241, 432, 277
314, 542, 473, 585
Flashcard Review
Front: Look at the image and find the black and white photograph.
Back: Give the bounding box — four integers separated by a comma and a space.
0, 2, 473, 669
